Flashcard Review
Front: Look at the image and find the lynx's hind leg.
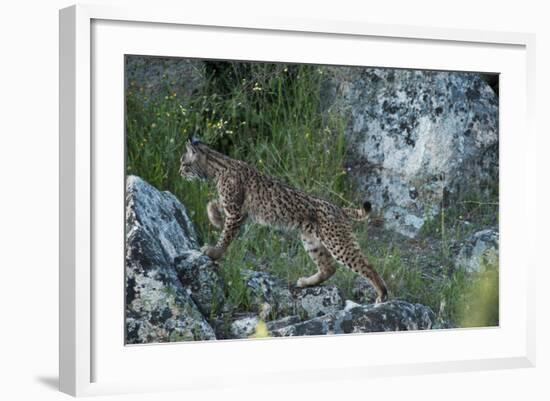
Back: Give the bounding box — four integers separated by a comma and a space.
320, 225, 388, 303
296, 234, 337, 288
206, 200, 224, 230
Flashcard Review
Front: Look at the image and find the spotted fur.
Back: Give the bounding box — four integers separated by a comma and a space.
179, 138, 388, 303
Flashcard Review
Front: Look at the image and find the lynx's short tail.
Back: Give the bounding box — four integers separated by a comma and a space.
343, 201, 372, 221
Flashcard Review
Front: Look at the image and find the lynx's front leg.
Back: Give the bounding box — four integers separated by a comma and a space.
203, 213, 245, 259
203, 174, 245, 260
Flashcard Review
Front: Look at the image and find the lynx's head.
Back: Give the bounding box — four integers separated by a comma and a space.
179, 137, 208, 181
179, 136, 234, 181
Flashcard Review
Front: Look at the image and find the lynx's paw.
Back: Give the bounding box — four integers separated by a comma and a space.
296, 277, 309, 288
202, 245, 224, 260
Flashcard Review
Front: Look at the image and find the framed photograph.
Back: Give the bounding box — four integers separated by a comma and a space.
59, 4, 536, 396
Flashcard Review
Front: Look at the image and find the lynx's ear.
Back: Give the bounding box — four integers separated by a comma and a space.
185, 136, 199, 152
186, 135, 202, 152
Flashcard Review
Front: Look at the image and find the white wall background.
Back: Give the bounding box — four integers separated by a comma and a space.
0, 0, 547, 400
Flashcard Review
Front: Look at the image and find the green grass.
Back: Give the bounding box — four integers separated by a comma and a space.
126, 58, 498, 327
419, 185, 499, 255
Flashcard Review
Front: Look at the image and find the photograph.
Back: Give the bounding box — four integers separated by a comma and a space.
1, 0, 545, 399
124, 55, 499, 344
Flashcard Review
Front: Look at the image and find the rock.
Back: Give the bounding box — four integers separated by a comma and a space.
241, 269, 296, 318
229, 315, 304, 339
266, 315, 302, 331
270, 300, 436, 337
230, 315, 260, 339
126, 176, 199, 260
344, 299, 362, 311
125, 176, 216, 343
125, 276, 216, 343
270, 314, 337, 337
323, 68, 498, 237
455, 228, 499, 273
174, 250, 225, 317
291, 285, 345, 318
241, 269, 345, 320
125, 56, 205, 101
351, 276, 378, 304
333, 300, 436, 334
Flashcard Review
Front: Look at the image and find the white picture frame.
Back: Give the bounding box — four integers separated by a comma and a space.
59, 3, 536, 397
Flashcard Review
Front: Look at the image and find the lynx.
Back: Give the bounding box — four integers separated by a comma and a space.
179, 138, 388, 303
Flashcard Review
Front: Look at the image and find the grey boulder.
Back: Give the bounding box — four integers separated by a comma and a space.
241, 269, 345, 320
125, 176, 216, 343
270, 300, 436, 337
334, 300, 436, 334
230, 315, 261, 339
323, 68, 498, 237
270, 314, 337, 337
174, 250, 225, 317
230, 315, 304, 339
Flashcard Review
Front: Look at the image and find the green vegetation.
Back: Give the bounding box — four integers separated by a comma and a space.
457, 263, 499, 327
126, 59, 499, 327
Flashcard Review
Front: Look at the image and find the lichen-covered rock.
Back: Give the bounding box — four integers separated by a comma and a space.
229, 315, 304, 339
125, 176, 216, 343
323, 68, 498, 237
241, 269, 296, 317
455, 228, 499, 273
266, 315, 302, 331
333, 300, 436, 334
291, 285, 344, 318
125, 275, 216, 343
270, 300, 436, 337
125, 176, 199, 261
174, 250, 225, 317
241, 269, 345, 320
270, 314, 337, 337
230, 315, 260, 339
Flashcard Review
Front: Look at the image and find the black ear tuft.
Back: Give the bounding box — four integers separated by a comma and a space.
187, 134, 201, 146
363, 201, 372, 213
186, 134, 202, 148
